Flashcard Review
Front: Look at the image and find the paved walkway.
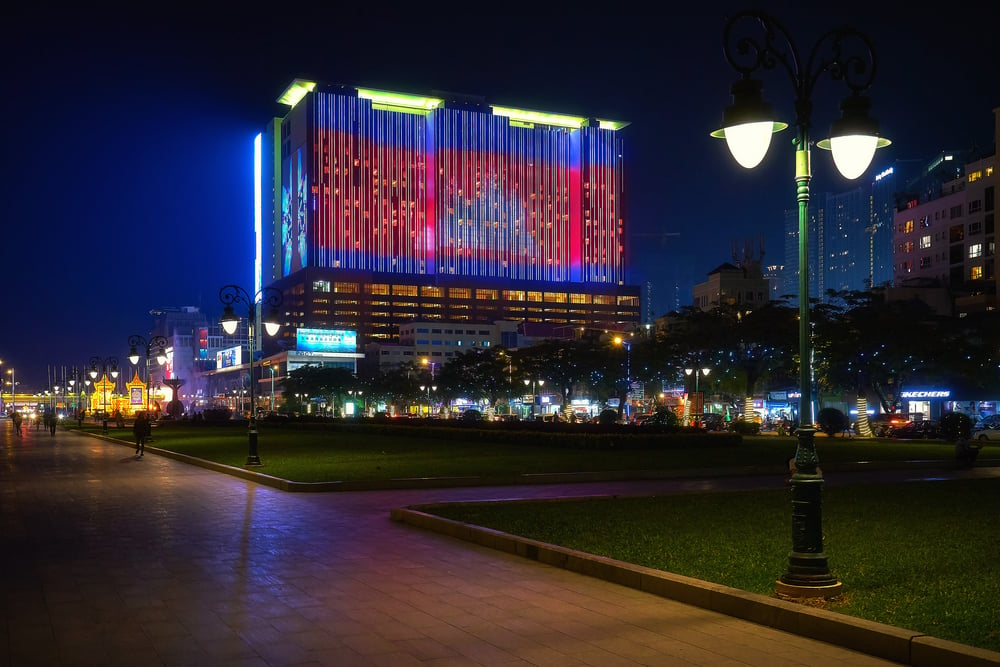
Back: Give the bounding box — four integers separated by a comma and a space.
0, 420, 970, 666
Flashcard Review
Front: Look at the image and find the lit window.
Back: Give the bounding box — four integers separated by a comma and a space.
971, 265, 983, 280
969, 243, 983, 259
920, 235, 932, 249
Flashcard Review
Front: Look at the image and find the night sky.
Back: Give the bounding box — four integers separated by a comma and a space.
2, 3, 997, 389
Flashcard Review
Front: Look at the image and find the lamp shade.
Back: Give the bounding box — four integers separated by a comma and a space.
262, 306, 281, 337
816, 95, 891, 180
128, 348, 140, 365
711, 78, 788, 169
220, 305, 239, 335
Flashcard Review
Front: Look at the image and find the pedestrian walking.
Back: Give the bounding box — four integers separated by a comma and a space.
48, 412, 56, 435
12, 411, 22, 436
133, 411, 151, 458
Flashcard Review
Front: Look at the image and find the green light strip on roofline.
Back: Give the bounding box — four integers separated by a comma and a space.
491, 106, 586, 129
598, 119, 630, 131
277, 79, 317, 107
357, 88, 443, 111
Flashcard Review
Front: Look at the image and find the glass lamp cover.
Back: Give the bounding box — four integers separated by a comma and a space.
828, 135, 879, 180
264, 321, 281, 337
725, 121, 774, 169
221, 318, 239, 335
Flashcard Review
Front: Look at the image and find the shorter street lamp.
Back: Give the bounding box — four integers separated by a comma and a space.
419, 385, 437, 415
128, 334, 168, 415
219, 284, 283, 466
7, 367, 15, 413
523, 378, 544, 419
89, 356, 120, 434
613, 336, 633, 418
421, 357, 438, 381
268, 364, 277, 412
348, 389, 364, 417
685, 367, 712, 424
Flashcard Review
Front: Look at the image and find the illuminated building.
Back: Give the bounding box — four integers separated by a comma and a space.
255, 80, 640, 352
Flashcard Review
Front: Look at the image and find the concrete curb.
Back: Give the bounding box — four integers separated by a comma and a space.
391, 505, 1000, 667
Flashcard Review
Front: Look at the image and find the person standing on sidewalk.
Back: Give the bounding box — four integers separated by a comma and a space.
12, 411, 22, 436
133, 411, 150, 458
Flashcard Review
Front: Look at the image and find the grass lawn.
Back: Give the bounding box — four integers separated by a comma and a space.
69, 420, 1000, 652
74, 420, 983, 483
427, 479, 1000, 654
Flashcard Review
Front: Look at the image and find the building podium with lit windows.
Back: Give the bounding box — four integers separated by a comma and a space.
255, 80, 640, 353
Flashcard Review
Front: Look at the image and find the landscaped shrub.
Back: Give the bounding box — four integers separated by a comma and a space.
202, 408, 232, 422
817, 407, 850, 436
729, 420, 760, 436
939, 412, 972, 442
598, 408, 619, 425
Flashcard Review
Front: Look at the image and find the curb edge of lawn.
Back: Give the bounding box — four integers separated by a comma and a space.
390, 504, 1000, 667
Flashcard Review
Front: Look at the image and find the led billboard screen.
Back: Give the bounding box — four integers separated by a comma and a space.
296, 328, 357, 353
217, 346, 243, 369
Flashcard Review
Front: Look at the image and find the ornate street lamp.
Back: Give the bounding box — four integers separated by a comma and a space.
523, 378, 545, 419
89, 356, 120, 434
6, 367, 15, 414
128, 334, 168, 415
613, 336, 633, 419
218, 284, 283, 466
712, 10, 890, 599
684, 367, 712, 423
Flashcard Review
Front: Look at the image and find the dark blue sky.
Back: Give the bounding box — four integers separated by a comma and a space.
1, 3, 996, 389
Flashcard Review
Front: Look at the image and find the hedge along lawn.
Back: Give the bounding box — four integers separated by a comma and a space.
427, 478, 1000, 653
69, 422, 984, 483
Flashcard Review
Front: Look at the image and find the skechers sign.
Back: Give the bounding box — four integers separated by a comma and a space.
296, 328, 357, 353
900, 390, 950, 398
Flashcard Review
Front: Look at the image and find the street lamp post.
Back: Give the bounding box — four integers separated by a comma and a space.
7, 367, 14, 414
523, 379, 544, 419
268, 365, 276, 412
684, 367, 712, 423
88, 356, 120, 434
219, 284, 283, 466
713, 11, 889, 599
418, 385, 436, 415
613, 336, 633, 419
128, 334, 168, 416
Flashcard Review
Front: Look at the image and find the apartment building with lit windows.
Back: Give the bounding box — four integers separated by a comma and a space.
892, 151, 996, 313
254, 80, 641, 354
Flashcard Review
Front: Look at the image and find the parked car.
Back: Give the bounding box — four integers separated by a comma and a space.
972, 416, 1000, 442
868, 413, 910, 437
889, 420, 940, 439
692, 413, 726, 431
973, 427, 1000, 442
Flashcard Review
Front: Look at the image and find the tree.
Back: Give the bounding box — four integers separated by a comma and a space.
284, 365, 356, 416
815, 290, 942, 437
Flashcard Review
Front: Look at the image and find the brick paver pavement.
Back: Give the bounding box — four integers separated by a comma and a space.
1, 420, 908, 666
